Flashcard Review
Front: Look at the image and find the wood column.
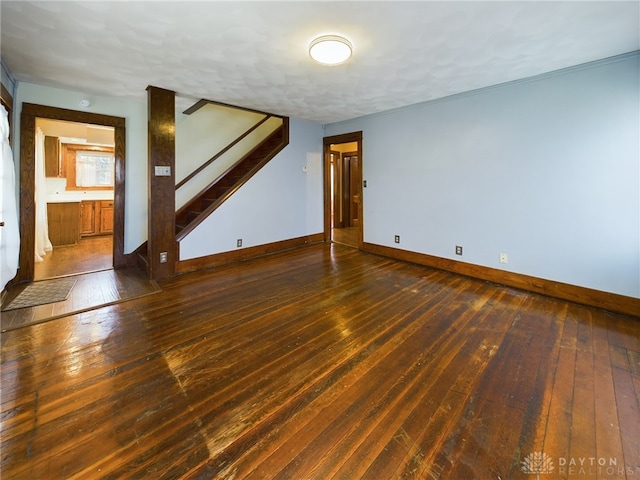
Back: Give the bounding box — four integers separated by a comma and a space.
112, 125, 127, 268
17, 113, 36, 283
147, 86, 176, 280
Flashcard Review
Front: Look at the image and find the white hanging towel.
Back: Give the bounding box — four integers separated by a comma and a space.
0, 105, 20, 290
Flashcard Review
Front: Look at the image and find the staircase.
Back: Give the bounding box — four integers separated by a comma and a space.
136, 94, 289, 278
175, 118, 288, 241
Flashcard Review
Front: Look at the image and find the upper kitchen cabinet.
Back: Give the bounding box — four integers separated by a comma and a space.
44, 135, 61, 177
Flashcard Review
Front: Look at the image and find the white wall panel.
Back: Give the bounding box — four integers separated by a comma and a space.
179, 118, 324, 259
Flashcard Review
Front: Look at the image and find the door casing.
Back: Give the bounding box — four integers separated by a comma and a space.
323, 131, 363, 248
17, 103, 126, 283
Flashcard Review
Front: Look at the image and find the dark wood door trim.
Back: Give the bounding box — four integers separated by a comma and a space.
323, 131, 363, 248
329, 150, 343, 228
344, 151, 360, 227
17, 103, 126, 283
1, 83, 13, 146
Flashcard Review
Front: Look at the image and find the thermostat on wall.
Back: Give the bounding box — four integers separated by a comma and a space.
154, 166, 171, 176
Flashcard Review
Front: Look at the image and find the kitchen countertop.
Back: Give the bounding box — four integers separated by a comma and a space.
46, 191, 114, 203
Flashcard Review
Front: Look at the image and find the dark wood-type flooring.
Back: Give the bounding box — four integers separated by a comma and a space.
34, 235, 113, 280
1, 243, 639, 479
332, 226, 358, 248
1, 268, 161, 332
3, 235, 159, 332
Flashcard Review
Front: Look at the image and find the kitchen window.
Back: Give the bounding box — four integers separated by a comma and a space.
74, 150, 114, 188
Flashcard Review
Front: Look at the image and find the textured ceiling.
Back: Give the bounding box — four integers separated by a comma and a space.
1, 1, 638, 124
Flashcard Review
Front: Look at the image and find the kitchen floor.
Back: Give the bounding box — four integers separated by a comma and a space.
34, 235, 113, 280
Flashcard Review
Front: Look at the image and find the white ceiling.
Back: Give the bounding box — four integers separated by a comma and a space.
1, 1, 638, 124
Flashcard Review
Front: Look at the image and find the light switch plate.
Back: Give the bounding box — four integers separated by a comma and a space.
155, 166, 171, 177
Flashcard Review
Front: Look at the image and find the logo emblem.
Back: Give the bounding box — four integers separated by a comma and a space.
521, 451, 554, 479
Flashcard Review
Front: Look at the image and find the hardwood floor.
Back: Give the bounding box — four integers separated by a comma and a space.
1, 243, 638, 479
34, 235, 113, 280
332, 226, 358, 248
1, 267, 161, 332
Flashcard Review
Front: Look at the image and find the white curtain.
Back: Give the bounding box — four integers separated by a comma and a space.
35, 127, 52, 262
0, 105, 20, 290
76, 157, 97, 187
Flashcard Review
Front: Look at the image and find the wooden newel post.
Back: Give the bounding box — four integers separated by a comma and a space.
147, 86, 176, 280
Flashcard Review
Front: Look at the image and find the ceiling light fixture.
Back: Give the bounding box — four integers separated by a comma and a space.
309, 35, 353, 66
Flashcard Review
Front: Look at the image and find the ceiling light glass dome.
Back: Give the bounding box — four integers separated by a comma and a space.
309, 35, 353, 66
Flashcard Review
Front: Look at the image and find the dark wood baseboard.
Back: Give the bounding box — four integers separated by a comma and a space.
176, 233, 325, 274
363, 242, 639, 318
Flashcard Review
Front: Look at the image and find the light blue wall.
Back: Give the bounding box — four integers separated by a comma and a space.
180, 118, 324, 259
325, 53, 640, 298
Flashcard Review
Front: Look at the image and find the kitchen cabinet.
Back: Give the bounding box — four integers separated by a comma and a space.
80, 201, 96, 236
99, 201, 114, 234
80, 200, 114, 236
47, 202, 80, 246
44, 136, 61, 177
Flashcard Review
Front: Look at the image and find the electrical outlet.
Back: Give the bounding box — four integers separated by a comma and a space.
159, 251, 168, 263
455, 245, 463, 256
237, 239, 243, 248
500, 252, 508, 264
394, 235, 400, 244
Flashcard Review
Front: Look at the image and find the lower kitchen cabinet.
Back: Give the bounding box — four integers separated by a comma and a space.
79, 201, 96, 236
80, 200, 114, 236
99, 201, 114, 234
47, 202, 80, 246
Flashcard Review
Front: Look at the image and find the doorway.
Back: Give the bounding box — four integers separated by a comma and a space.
34, 118, 115, 280
17, 103, 126, 284
323, 132, 363, 249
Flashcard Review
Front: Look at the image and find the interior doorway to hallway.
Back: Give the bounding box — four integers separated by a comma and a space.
323, 132, 363, 249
